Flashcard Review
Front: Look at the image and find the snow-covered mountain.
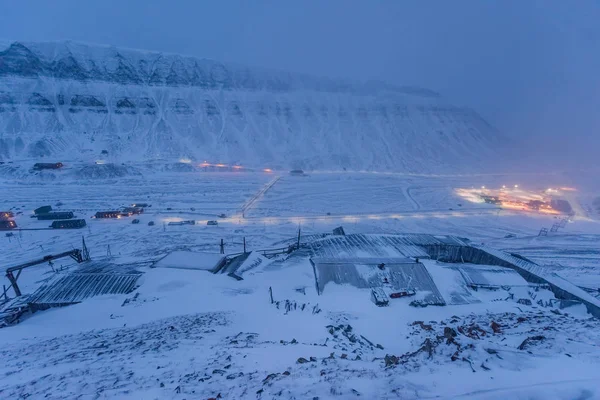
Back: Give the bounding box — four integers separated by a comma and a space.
0, 41, 502, 171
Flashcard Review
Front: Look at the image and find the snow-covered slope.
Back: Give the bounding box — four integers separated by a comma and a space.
0, 41, 502, 171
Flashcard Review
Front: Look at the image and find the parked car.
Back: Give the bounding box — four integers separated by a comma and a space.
207, 220, 218, 226
132, 219, 140, 224
148, 221, 155, 226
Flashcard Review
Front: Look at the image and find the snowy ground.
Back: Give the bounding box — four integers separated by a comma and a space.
1, 165, 600, 399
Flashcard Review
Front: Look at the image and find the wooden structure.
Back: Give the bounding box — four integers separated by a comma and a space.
4, 244, 90, 298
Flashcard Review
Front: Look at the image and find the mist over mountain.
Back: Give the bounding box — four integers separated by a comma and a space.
0, 41, 503, 172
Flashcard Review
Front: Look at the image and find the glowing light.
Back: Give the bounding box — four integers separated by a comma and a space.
215, 163, 226, 168
263, 168, 273, 173
514, 185, 519, 188
95, 160, 106, 165
502, 185, 506, 189
232, 165, 243, 170
481, 186, 486, 189
179, 158, 192, 164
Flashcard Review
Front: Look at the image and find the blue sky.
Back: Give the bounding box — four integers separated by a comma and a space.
1, 0, 598, 164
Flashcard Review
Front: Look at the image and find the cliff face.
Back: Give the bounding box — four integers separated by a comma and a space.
0, 41, 501, 172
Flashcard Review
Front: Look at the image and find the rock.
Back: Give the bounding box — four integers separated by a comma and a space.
490, 321, 502, 334
518, 335, 545, 350
263, 373, 279, 383
282, 371, 291, 376
309, 356, 317, 362
291, 338, 298, 344
384, 354, 399, 367
341, 353, 348, 359
297, 357, 309, 364
517, 298, 532, 306
444, 327, 457, 342
517, 316, 527, 323
412, 321, 433, 331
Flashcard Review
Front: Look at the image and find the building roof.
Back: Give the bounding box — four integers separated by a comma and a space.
28, 273, 140, 306
309, 233, 432, 259
312, 259, 445, 305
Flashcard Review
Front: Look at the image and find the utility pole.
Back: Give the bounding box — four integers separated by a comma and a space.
220, 238, 225, 254
243, 237, 246, 253
297, 227, 301, 250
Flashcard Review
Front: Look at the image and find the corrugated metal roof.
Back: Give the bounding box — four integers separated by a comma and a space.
452, 264, 528, 288
309, 234, 430, 259
29, 273, 140, 305
312, 260, 445, 305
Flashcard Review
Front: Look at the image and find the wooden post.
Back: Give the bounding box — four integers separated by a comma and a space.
269, 286, 274, 304
6, 271, 21, 297
220, 238, 225, 254
243, 237, 246, 253
297, 227, 301, 249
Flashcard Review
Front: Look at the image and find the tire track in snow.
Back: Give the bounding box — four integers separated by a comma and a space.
240, 176, 281, 217
405, 186, 421, 210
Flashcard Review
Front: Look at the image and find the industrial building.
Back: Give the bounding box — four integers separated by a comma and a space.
34, 205, 52, 215
50, 219, 87, 229
0, 220, 17, 230
94, 211, 122, 219
33, 162, 63, 170
306, 232, 600, 318
37, 211, 74, 220
0, 211, 14, 220
122, 207, 144, 215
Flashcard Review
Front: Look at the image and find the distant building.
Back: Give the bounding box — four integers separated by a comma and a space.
289, 169, 305, 176
37, 211, 74, 220
480, 195, 501, 205
51, 219, 87, 229
0, 220, 17, 230
122, 207, 144, 215
34, 206, 52, 215
332, 226, 346, 236
33, 162, 63, 170
0, 211, 14, 220
94, 211, 122, 219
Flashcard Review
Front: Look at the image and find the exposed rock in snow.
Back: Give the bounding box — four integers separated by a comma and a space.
0, 41, 505, 172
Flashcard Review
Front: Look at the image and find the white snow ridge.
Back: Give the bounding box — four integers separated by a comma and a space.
0, 41, 503, 172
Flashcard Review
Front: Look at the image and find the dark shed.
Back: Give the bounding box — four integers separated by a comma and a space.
34, 206, 53, 215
